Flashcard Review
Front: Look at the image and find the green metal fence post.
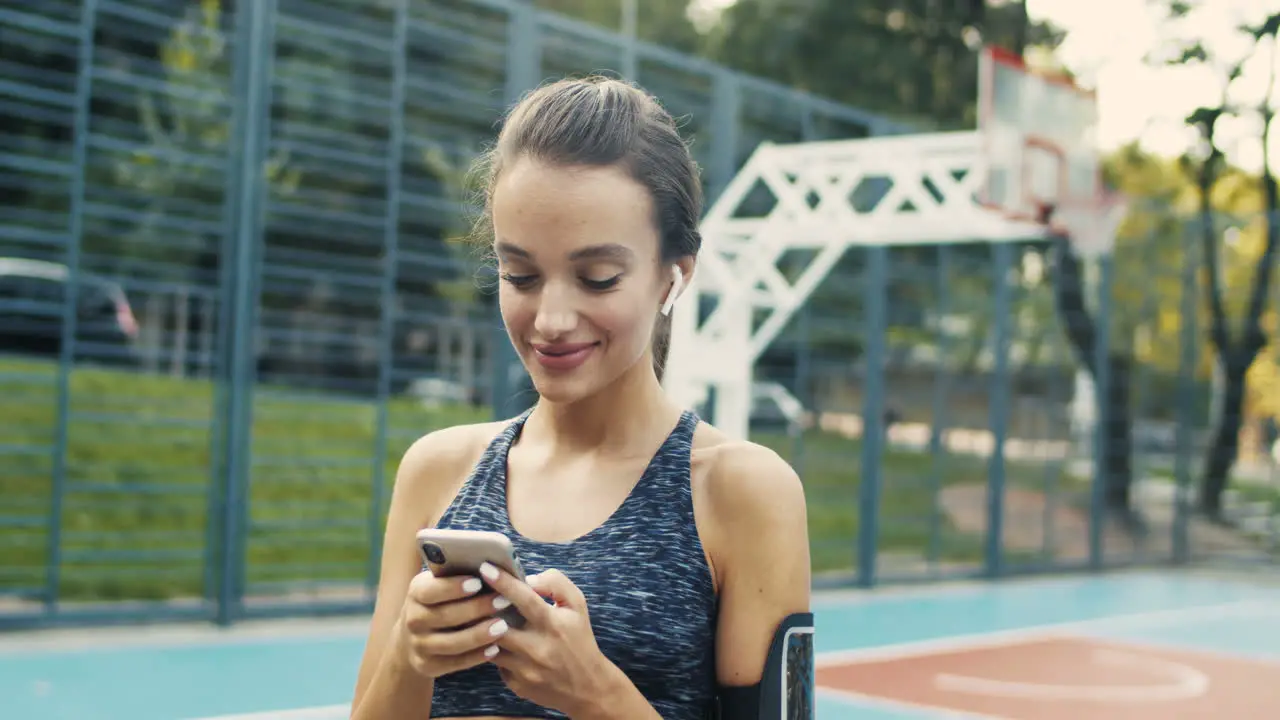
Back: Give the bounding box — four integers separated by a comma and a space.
45, 0, 102, 614
984, 243, 1014, 578
1172, 215, 1200, 563
790, 301, 811, 478
926, 244, 953, 567
620, 0, 637, 79
708, 69, 741, 216
366, 0, 411, 593
788, 105, 819, 474
1089, 255, 1115, 570
214, 0, 277, 626
208, 6, 244, 619
857, 246, 888, 588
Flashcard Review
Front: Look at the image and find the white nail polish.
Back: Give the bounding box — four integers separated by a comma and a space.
462, 578, 483, 594
489, 619, 509, 636
479, 562, 498, 581
484, 645, 500, 659
493, 596, 511, 610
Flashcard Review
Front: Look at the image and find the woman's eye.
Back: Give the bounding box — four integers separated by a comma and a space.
582, 275, 621, 291
499, 272, 538, 289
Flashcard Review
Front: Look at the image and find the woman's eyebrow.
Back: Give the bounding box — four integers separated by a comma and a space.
494, 242, 635, 264
567, 244, 634, 263
494, 241, 532, 260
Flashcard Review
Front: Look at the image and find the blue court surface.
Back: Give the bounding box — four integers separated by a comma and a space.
2, 570, 1278, 719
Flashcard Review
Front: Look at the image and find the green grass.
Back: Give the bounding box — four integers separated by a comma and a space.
1142, 469, 1280, 509
1236, 483, 1280, 507
754, 430, 1058, 574
0, 356, 485, 602
1, 355, 1061, 602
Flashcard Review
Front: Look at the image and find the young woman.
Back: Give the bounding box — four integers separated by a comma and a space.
350, 76, 811, 720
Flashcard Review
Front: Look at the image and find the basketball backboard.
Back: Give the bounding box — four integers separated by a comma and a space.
977, 45, 1119, 257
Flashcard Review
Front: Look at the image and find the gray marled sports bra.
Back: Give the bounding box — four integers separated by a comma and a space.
429, 408, 718, 719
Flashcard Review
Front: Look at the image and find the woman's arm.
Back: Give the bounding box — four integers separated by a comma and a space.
704, 443, 811, 689
349, 424, 498, 720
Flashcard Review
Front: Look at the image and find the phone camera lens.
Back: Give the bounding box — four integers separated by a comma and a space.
423, 542, 446, 565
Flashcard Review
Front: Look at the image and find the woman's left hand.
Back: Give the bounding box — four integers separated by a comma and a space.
480, 562, 620, 718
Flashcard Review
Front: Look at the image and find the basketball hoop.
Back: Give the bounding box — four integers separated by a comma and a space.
1046, 193, 1128, 260
977, 45, 1113, 256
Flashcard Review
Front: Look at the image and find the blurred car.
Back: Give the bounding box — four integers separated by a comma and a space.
405, 375, 474, 408
0, 257, 140, 365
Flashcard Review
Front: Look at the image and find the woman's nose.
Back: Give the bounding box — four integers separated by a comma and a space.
532, 283, 580, 338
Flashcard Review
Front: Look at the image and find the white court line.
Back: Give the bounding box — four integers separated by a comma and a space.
184, 704, 350, 720
809, 571, 1170, 607
816, 686, 1014, 719
811, 568, 1280, 608
815, 600, 1280, 713
934, 647, 1210, 703
815, 598, 1280, 667
1085, 632, 1280, 665
0, 616, 372, 655
810, 573, 1089, 606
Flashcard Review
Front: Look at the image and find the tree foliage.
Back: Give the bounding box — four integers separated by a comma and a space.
704, 0, 1065, 129
109, 0, 300, 278
534, 0, 703, 53
1154, 0, 1280, 515
420, 141, 489, 313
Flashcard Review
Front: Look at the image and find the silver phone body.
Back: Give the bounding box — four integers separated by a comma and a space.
415, 528, 527, 628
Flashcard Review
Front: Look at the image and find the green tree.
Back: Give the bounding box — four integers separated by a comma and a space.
534, 0, 704, 54
420, 142, 487, 313
703, 0, 1064, 129
107, 0, 300, 276
1159, 1, 1280, 519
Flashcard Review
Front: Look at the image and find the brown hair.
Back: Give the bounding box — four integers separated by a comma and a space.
470, 76, 703, 381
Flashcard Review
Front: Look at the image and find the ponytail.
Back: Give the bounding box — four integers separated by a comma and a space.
652, 310, 673, 382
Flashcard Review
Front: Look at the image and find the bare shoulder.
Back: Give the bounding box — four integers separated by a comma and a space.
690, 422, 807, 526
400, 419, 508, 475
689, 422, 810, 682
689, 422, 809, 584
391, 419, 510, 527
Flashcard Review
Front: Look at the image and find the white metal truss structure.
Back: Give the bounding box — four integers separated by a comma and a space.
663, 130, 1049, 440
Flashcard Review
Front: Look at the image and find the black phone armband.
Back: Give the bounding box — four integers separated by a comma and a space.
710, 612, 815, 720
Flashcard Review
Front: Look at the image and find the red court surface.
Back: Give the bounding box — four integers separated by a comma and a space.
817, 634, 1280, 719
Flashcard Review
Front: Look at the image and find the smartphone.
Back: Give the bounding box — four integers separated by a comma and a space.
416, 528, 527, 628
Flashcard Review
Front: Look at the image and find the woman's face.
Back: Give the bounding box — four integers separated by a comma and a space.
490, 157, 674, 403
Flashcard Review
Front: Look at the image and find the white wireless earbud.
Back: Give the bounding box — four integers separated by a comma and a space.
660, 265, 683, 317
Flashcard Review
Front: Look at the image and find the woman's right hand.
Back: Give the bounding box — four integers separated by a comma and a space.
398, 570, 511, 678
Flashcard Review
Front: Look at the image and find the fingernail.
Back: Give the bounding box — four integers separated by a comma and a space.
479, 562, 498, 581
462, 578, 483, 594
489, 618, 509, 636
484, 645, 500, 659
493, 595, 511, 610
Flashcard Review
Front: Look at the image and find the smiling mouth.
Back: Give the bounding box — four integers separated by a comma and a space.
531, 342, 598, 371
533, 342, 596, 356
